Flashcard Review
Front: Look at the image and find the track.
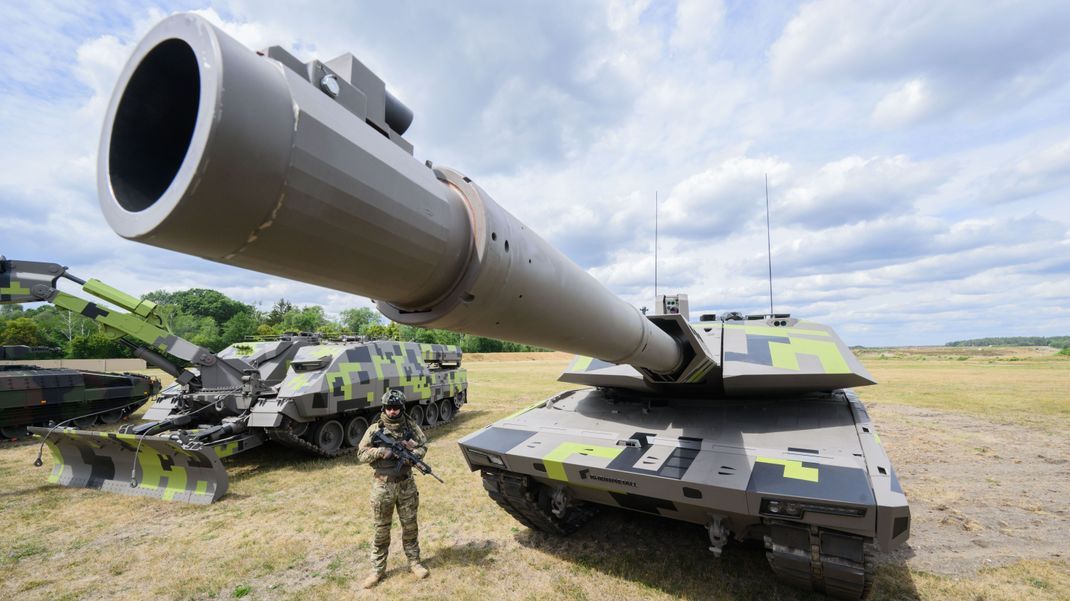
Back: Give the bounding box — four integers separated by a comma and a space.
764, 521, 876, 599
266, 398, 463, 457
266, 426, 359, 458
479, 468, 597, 536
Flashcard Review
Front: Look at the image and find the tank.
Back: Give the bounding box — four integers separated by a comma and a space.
91, 13, 908, 596
0, 345, 159, 438
31, 331, 466, 504
140, 334, 467, 454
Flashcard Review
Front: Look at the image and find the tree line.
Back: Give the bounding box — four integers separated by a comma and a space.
945, 336, 1070, 348
0, 288, 545, 358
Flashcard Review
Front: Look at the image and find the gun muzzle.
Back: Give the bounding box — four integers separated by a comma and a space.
97, 13, 683, 375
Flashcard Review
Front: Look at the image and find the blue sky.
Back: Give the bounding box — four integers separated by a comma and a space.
2, 0, 1069, 346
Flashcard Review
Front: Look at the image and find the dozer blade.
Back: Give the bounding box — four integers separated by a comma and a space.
28, 427, 227, 504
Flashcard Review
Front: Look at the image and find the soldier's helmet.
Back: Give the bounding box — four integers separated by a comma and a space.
382, 389, 406, 407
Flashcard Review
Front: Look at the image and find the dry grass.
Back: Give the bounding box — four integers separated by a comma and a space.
859, 346, 1070, 427
1, 350, 1068, 600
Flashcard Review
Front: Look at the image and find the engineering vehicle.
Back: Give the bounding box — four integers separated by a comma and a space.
0, 344, 158, 438
2, 257, 465, 503
87, 13, 907, 596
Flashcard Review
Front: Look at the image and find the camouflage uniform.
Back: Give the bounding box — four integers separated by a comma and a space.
357, 410, 428, 576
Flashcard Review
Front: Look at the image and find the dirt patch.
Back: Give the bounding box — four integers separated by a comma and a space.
871, 403, 1070, 575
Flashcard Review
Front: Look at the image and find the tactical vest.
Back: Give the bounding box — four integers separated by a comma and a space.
370, 415, 416, 475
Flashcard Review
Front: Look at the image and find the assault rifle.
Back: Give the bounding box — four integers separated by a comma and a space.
372, 429, 444, 483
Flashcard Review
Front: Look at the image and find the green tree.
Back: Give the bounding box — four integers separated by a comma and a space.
265, 299, 296, 326
340, 307, 380, 334
279, 306, 326, 333
318, 321, 342, 338
172, 314, 222, 351
0, 317, 43, 345
69, 332, 131, 359
364, 322, 400, 341
28, 306, 96, 348
221, 312, 259, 347
144, 289, 252, 327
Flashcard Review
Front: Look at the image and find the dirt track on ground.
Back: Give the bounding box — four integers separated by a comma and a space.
872, 403, 1070, 575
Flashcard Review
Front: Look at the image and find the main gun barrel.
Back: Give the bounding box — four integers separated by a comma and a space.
97, 14, 683, 375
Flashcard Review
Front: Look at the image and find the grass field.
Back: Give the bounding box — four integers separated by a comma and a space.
1, 349, 1068, 600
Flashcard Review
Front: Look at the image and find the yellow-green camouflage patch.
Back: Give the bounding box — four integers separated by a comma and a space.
543, 442, 623, 482
756, 456, 819, 482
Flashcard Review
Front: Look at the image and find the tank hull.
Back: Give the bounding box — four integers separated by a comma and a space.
0, 365, 158, 436
459, 387, 909, 599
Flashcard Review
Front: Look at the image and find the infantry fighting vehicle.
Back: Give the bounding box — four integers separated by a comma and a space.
0, 344, 158, 438
87, 14, 907, 597
2, 257, 466, 503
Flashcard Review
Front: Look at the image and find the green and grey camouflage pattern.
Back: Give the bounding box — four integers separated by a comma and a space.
30, 427, 239, 503
32, 335, 465, 504
4, 256, 467, 504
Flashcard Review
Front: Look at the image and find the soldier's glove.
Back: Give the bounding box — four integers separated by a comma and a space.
403, 440, 417, 450
379, 448, 393, 460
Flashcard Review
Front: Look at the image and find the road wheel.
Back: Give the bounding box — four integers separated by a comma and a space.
438, 399, 454, 423
408, 404, 424, 427
312, 419, 344, 454
99, 408, 125, 424
344, 415, 369, 447
425, 401, 439, 427
1, 425, 27, 439
73, 414, 98, 428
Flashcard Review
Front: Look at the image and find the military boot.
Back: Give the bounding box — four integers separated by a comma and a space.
410, 562, 430, 579
361, 571, 384, 589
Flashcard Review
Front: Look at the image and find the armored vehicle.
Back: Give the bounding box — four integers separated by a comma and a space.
0, 345, 159, 439
88, 13, 907, 596
2, 257, 466, 503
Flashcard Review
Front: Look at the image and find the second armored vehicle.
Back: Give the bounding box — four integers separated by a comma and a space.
0, 344, 159, 439
2, 257, 466, 503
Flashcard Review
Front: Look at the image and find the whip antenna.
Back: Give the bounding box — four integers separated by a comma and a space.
654, 190, 659, 298
765, 174, 774, 315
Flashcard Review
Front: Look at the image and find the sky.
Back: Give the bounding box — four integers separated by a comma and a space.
1, 0, 1069, 347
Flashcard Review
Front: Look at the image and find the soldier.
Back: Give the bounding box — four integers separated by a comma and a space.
357, 389, 430, 588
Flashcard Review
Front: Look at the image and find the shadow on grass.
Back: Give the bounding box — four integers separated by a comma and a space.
0, 483, 59, 498
0, 436, 44, 448
515, 507, 920, 601
426, 539, 500, 569
425, 409, 489, 442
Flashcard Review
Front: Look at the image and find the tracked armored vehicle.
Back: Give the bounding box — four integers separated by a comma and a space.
2, 258, 466, 503
88, 13, 907, 596
0, 345, 159, 439
462, 300, 905, 599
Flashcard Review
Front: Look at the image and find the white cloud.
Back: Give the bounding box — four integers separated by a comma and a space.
871, 78, 936, 126
1, 1, 1069, 347
778, 155, 938, 227
670, 0, 725, 54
